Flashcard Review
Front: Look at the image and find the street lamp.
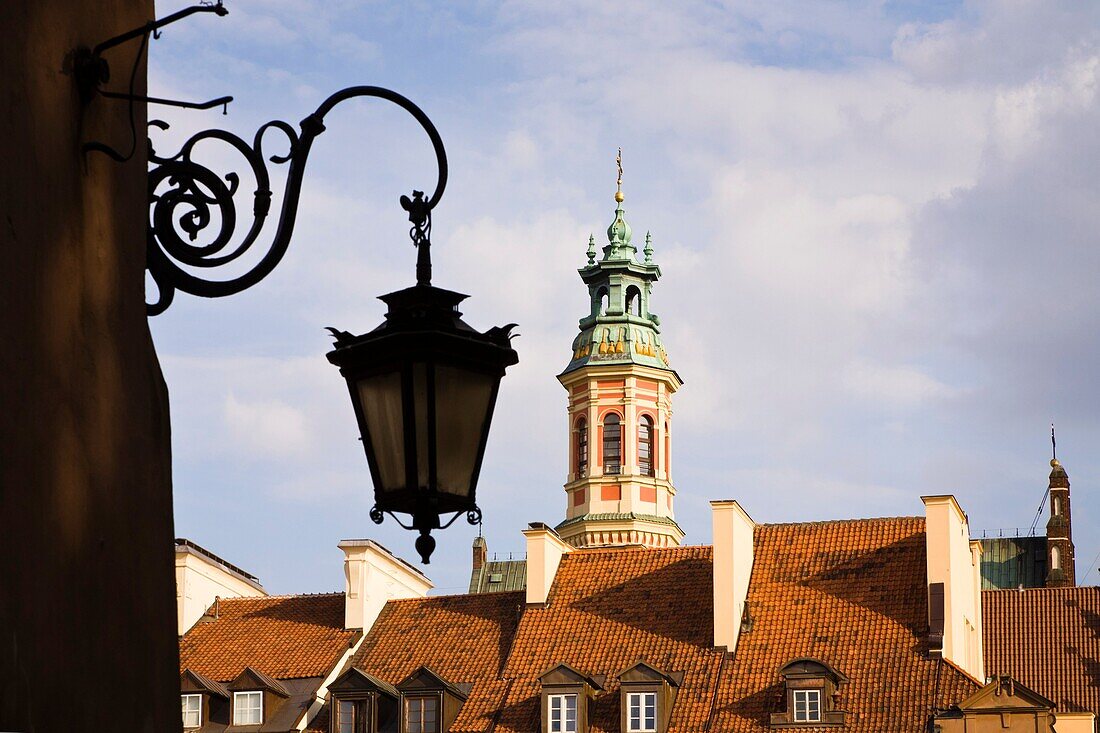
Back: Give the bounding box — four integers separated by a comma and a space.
326, 267, 518, 563
138, 84, 519, 562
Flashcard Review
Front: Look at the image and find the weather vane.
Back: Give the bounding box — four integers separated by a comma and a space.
615, 147, 624, 203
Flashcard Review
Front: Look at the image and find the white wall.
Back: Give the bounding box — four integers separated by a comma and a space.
523, 523, 573, 605
922, 495, 985, 681
711, 500, 755, 650
339, 539, 433, 631
176, 543, 267, 636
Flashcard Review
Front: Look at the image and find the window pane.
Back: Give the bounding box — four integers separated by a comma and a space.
638, 417, 653, 476
604, 414, 621, 474
577, 419, 588, 476
336, 699, 354, 733
793, 690, 821, 722
234, 691, 262, 725
549, 694, 577, 733
627, 692, 656, 731
182, 695, 201, 728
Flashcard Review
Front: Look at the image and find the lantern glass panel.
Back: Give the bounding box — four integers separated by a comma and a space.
356, 371, 405, 492
434, 365, 496, 497
413, 362, 430, 489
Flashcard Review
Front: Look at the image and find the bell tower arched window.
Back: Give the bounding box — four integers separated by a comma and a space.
626, 285, 641, 316
638, 416, 654, 477
1052, 545, 1061, 570
576, 418, 588, 477
603, 414, 622, 475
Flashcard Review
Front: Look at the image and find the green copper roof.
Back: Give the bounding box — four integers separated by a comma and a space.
555, 513, 683, 531
561, 179, 674, 376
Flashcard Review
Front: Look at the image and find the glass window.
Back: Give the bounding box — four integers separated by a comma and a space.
576, 418, 588, 477
181, 694, 202, 728
234, 691, 263, 725
627, 691, 656, 731
603, 414, 621, 475
793, 689, 821, 722
406, 696, 439, 733
638, 416, 654, 477
548, 693, 577, 733
336, 698, 372, 733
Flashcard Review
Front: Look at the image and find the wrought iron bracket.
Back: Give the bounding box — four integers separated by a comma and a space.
144, 85, 448, 315
370, 503, 482, 563
75, 3, 231, 161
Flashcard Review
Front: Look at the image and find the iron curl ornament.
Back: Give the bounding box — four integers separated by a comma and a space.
145, 85, 447, 315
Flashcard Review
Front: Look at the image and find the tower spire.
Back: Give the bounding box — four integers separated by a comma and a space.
615, 147, 624, 203
556, 157, 683, 550
1045, 429, 1075, 587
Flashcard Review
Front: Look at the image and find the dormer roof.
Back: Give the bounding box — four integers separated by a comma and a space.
227, 666, 289, 697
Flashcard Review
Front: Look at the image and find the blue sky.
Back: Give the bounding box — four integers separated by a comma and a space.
148, 0, 1100, 594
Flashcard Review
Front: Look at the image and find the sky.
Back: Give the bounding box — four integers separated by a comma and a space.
147, 0, 1100, 595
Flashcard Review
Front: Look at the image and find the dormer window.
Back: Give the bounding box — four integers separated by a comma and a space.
329, 668, 400, 733
626, 691, 656, 731
180, 668, 230, 728
770, 658, 847, 728
226, 666, 288, 728
181, 694, 202, 729
233, 691, 263, 725
548, 694, 577, 732
405, 696, 439, 733
538, 664, 604, 733
792, 689, 820, 722
617, 661, 681, 733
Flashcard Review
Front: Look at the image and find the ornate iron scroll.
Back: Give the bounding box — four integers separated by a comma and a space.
145, 86, 448, 315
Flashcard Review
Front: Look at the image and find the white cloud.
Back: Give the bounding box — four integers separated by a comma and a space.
224, 393, 312, 459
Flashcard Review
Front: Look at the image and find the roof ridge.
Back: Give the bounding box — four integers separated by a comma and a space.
386, 590, 527, 603
759, 515, 923, 527
220, 591, 343, 602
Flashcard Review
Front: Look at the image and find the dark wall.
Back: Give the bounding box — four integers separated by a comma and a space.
0, 1, 179, 731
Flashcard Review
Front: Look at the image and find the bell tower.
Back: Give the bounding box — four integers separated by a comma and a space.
1045, 456, 1076, 587
555, 152, 684, 549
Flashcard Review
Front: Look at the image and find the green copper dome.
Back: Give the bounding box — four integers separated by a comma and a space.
560, 183, 673, 376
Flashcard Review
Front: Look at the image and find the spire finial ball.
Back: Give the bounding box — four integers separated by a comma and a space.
615, 190, 624, 203
1051, 458, 1061, 467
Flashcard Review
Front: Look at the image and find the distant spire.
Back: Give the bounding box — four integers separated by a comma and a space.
615, 147, 624, 203
1052, 422, 1058, 464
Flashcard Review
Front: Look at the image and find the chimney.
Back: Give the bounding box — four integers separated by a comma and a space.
339, 539, 433, 631
711, 500, 755, 650
523, 522, 573, 605
921, 495, 984, 681
473, 535, 488, 572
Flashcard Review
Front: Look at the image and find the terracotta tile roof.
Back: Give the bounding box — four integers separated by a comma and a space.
342, 517, 977, 733
349, 590, 526, 732
710, 518, 977, 731
179, 593, 358, 681
983, 586, 1100, 714
495, 545, 721, 733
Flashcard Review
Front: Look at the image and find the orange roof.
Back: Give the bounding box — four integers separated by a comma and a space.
180, 593, 358, 681
349, 590, 526, 732
710, 518, 977, 731
344, 516, 975, 732
983, 586, 1100, 714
